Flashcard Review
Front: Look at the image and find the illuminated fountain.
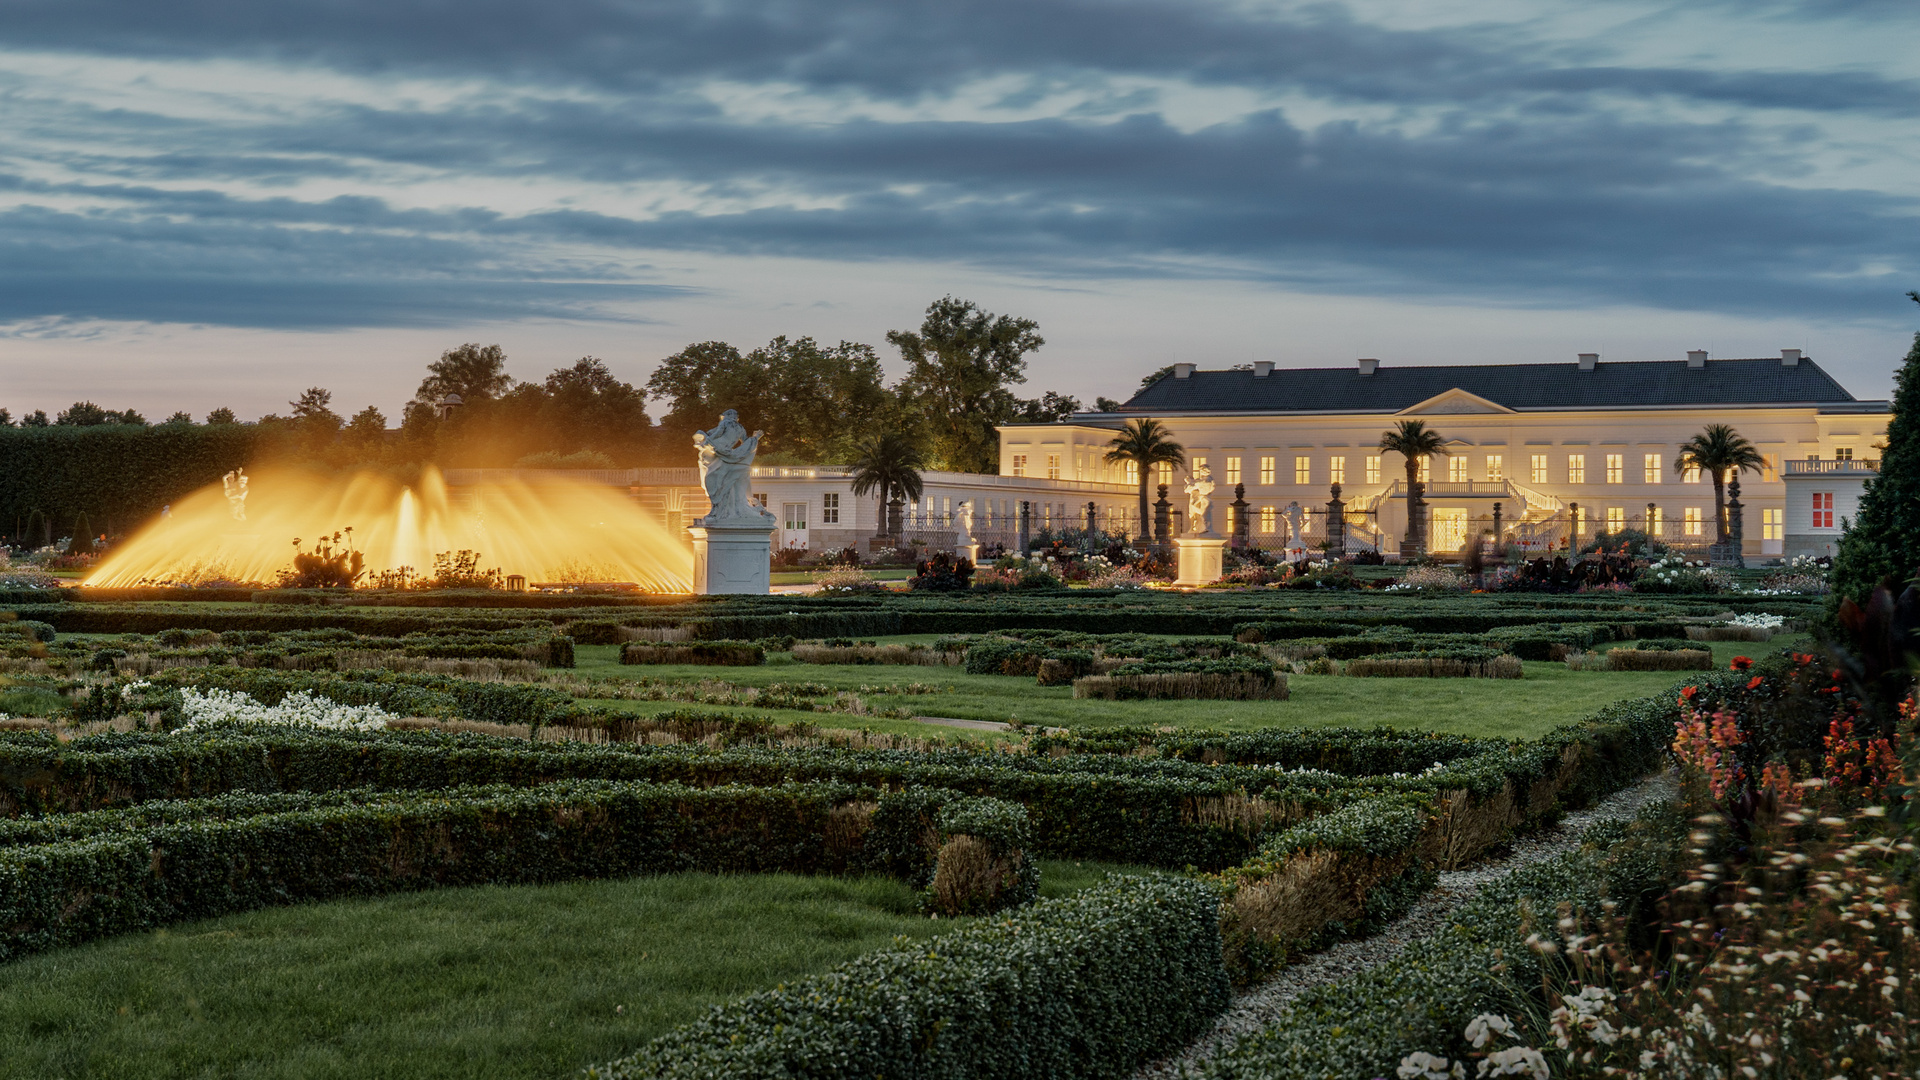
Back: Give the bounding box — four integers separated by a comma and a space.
85, 465, 694, 592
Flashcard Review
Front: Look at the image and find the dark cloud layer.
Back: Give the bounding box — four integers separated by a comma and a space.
2, 0, 1915, 329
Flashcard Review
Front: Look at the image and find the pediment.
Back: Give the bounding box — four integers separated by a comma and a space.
1399, 388, 1515, 415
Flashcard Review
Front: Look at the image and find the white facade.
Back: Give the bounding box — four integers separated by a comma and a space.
998, 358, 1892, 561
1781, 458, 1879, 561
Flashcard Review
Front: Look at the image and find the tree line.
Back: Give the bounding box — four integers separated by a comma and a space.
0, 297, 1085, 544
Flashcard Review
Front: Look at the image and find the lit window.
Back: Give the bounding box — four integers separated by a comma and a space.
1192, 456, 1207, 482
1813, 492, 1834, 529
1011, 454, 1027, 477
1568, 454, 1585, 484
1835, 447, 1853, 461
1259, 456, 1275, 485
1124, 461, 1139, 485
1329, 456, 1346, 485
1043, 504, 1052, 528
1485, 455, 1503, 482
1683, 463, 1701, 483
821, 493, 839, 524
1294, 456, 1311, 484
1260, 506, 1275, 533
1226, 457, 1242, 485
1225, 505, 1237, 532
1683, 508, 1702, 536
1606, 506, 1625, 531
1762, 453, 1780, 481
1649, 506, 1663, 534
1605, 454, 1623, 484
1046, 454, 1060, 480
1644, 454, 1661, 484
1157, 461, 1173, 485
1448, 457, 1468, 483
1574, 505, 1587, 535
1763, 507, 1782, 540
1365, 456, 1381, 485
1530, 454, 1548, 484
1417, 457, 1431, 483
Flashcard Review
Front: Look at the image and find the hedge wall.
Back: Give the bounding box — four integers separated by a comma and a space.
586, 875, 1230, 1080
0, 778, 1040, 962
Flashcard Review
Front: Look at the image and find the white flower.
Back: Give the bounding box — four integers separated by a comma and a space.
173, 687, 393, 733
1465, 1014, 1515, 1049
1478, 1046, 1549, 1078
1397, 1051, 1464, 1080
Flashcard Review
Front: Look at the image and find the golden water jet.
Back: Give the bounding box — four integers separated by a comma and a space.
85, 466, 694, 592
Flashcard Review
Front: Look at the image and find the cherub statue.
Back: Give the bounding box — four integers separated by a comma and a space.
1184, 463, 1216, 535
1283, 501, 1308, 549
222, 468, 249, 522
953, 499, 975, 546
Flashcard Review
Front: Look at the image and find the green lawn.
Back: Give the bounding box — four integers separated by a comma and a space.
0, 861, 1138, 1080
569, 637, 1786, 740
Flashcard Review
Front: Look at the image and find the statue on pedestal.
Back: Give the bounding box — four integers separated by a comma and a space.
1283, 501, 1307, 552
694, 410, 773, 525
953, 499, 975, 547
1183, 463, 1216, 535
222, 469, 249, 522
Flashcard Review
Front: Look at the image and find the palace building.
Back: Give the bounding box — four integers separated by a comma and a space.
997, 351, 1891, 562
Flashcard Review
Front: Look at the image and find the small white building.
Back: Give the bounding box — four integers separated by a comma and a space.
1780, 456, 1879, 561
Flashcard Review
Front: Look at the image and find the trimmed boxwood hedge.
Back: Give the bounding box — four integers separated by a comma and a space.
0, 779, 1036, 962
1189, 804, 1687, 1080
585, 874, 1230, 1080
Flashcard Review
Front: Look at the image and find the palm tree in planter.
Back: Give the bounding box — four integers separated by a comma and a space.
850, 431, 927, 548
1378, 419, 1449, 555
1675, 423, 1764, 545
1104, 418, 1186, 544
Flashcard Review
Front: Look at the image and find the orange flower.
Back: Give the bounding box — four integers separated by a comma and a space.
1730, 656, 1753, 672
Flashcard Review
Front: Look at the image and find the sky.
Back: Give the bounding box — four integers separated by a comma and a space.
2, 0, 1917, 423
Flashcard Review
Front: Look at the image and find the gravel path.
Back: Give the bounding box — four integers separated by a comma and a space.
1133, 770, 1680, 1079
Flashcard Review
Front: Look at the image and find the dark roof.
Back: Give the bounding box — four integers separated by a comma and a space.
1117, 359, 1861, 415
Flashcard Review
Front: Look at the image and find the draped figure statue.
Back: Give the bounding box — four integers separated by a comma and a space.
695, 410, 773, 524
1184, 463, 1216, 535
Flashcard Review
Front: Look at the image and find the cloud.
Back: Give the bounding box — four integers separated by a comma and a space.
0, 0, 1914, 331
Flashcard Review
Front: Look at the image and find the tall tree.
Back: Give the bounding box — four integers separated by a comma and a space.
21, 410, 48, 427
1379, 420, 1449, 551
1675, 423, 1765, 544
850, 431, 927, 544
1104, 418, 1186, 542
1830, 294, 1920, 605
888, 297, 1044, 473
205, 407, 237, 425
1013, 391, 1082, 423
414, 343, 513, 405
537, 357, 653, 460
648, 337, 889, 464
55, 401, 113, 426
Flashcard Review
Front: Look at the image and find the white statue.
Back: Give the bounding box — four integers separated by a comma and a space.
222, 469, 249, 521
1283, 501, 1307, 549
1184, 463, 1216, 535
953, 499, 975, 546
694, 410, 773, 525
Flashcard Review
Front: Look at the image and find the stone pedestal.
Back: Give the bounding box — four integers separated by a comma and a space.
1174, 535, 1228, 586
688, 521, 775, 594
959, 543, 981, 566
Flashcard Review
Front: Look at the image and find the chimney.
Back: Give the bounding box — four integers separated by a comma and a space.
1172, 363, 1195, 379
1577, 353, 1598, 372
1781, 348, 1802, 367
1687, 350, 1707, 369
1357, 358, 1379, 376
1252, 361, 1274, 378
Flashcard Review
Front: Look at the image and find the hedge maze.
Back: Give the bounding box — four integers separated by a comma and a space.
0, 588, 1812, 1077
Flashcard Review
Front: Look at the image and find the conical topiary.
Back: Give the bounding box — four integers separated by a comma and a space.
1830, 299, 1920, 607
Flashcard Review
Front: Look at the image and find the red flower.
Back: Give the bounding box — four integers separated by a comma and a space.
1730, 656, 1753, 672
1680, 685, 1699, 702
1747, 676, 1764, 690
